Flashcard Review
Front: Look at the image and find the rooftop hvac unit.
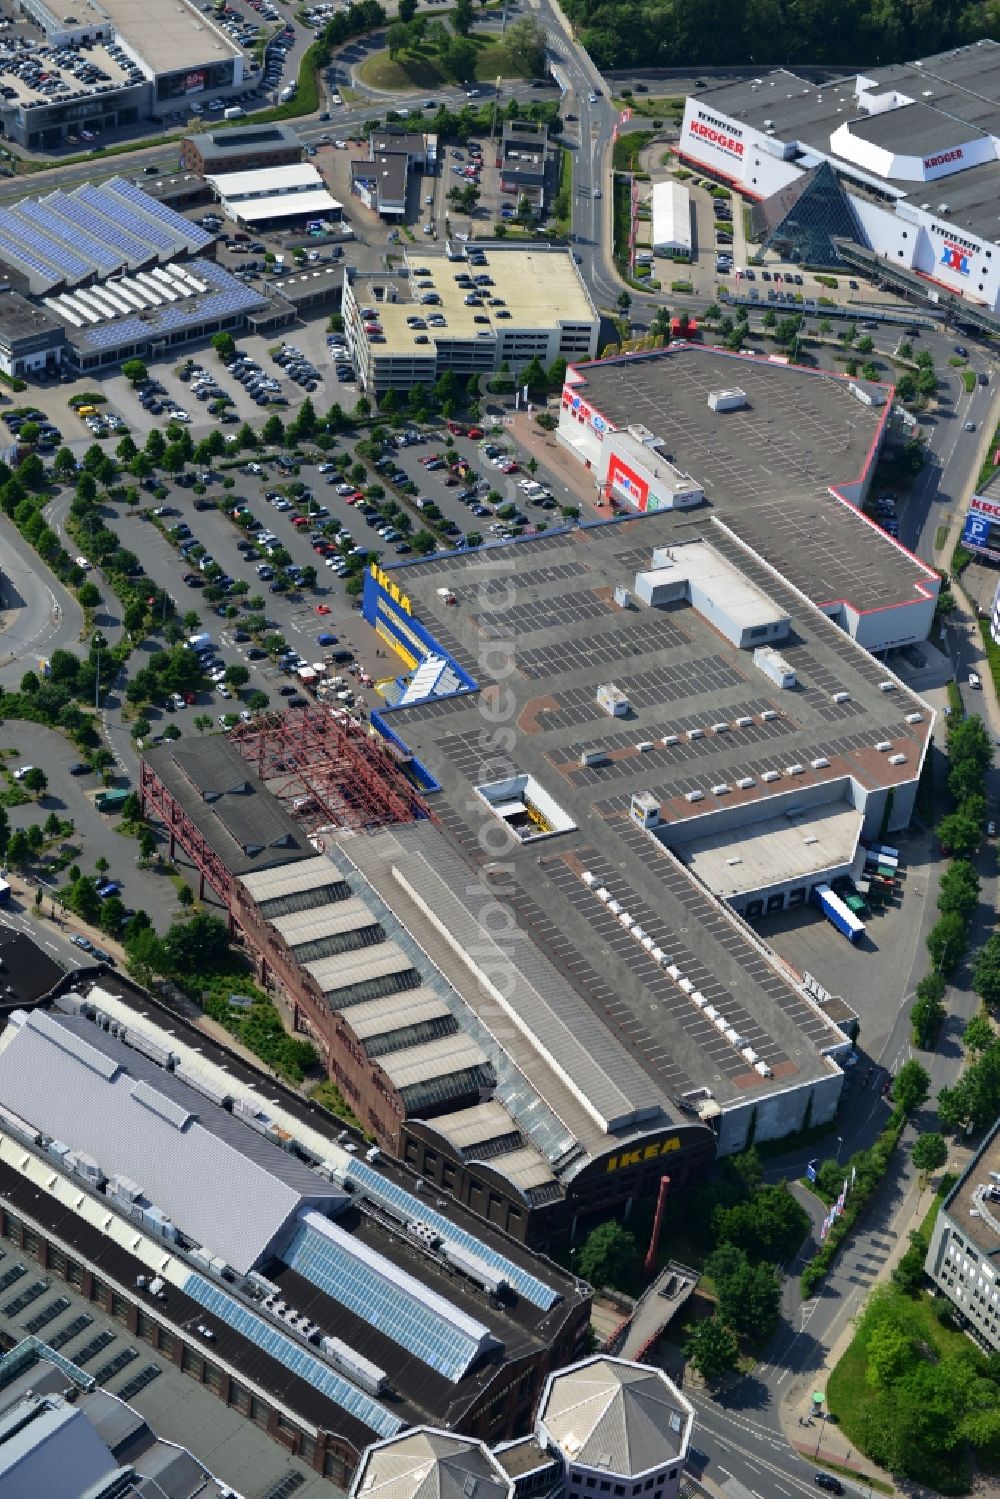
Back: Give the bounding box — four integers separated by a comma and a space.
905, 712, 923, 724
713, 1014, 729, 1032
579, 749, 608, 767
703, 1005, 719, 1022
712, 784, 731, 796
688, 728, 704, 740
741, 1046, 759, 1064
725, 1028, 743, 1045
686, 789, 704, 802
632, 925, 646, 941
440, 1237, 508, 1296
651, 947, 666, 963
762, 770, 780, 783
581, 870, 596, 887
735, 716, 753, 727
662, 734, 679, 746
618, 911, 634, 929
678, 977, 695, 994
754, 1060, 773, 1077
641, 935, 656, 953
875, 741, 892, 753
811, 757, 830, 769
760, 709, 778, 721
320, 1336, 388, 1396
712, 722, 729, 733
878, 681, 895, 692
666, 965, 681, 980
692, 992, 707, 1008
737, 776, 755, 789
786, 764, 805, 776
596, 887, 611, 903
889, 753, 907, 764
608, 898, 622, 915
832, 691, 850, 703
636, 741, 654, 752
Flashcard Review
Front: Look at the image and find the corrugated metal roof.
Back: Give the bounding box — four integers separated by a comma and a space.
347, 990, 452, 1042
240, 855, 335, 902
0, 1010, 345, 1275
426, 1102, 520, 1152
486, 1147, 554, 1191
380, 1036, 490, 1090
271, 898, 378, 946
305, 944, 415, 996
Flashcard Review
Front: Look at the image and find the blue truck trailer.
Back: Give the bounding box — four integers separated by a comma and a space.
812, 883, 865, 943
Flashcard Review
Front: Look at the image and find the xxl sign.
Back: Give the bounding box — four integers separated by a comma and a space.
605, 1136, 680, 1172
940, 241, 972, 276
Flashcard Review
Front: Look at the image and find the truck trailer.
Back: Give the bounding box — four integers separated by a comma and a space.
811, 883, 865, 944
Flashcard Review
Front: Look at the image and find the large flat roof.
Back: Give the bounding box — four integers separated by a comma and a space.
88, 0, 242, 74
351, 248, 595, 357
566, 347, 937, 615
939, 1118, 1000, 1262
208, 163, 324, 198
365, 511, 930, 1112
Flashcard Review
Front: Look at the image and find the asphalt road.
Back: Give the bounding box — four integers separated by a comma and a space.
0, 512, 83, 686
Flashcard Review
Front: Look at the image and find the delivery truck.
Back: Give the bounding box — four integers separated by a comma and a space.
811, 883, 865, 944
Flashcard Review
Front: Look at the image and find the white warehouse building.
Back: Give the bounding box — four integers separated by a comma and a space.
678, 40, 1000, 320
651, 181, 692, 258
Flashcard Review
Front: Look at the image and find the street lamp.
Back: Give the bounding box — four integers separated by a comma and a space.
835, 1135, 843, 1163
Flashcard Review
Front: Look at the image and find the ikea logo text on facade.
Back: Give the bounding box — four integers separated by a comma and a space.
606, 1137, 680, 1172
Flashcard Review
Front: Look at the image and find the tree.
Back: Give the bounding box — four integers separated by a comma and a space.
144, 428, 165, 463
398, 0, 417, 19
713, 1181, 808, 1262
78, 581, 101, 609
576, 1221, 638, 1290
5, 828, 32, 866
161, 911, 230, 976
247, 690, 269, 712
505, 14, 546, 73
262, 413, 285, 446
211, 331, 237, 362
121, 358, 148, 385
444, 33, 477, 79
177, 883, 194, 908
684, 1316, 739, 1382
911, 971, 946, 1049
892, 1228, 929, 1294
138, 827, 157, 861
68, 874, 102, 925
926, 911, 969, 975
937, 858, 980, 921
22, 766, 47, 796
911, 1131, 948, 1177
937, 809, 981, 859
100, 895, 125, 935
972, 933, 1000, 1010
452, 0, 474, 31
193, 713, 212, 734
411, 529, 438, 555
224, 663, 250, 689
387, 19, 408, 55
893, 1058, 930, 1114
964, 1010, 994, 1051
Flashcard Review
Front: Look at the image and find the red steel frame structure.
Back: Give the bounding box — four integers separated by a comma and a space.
229, 707, 430, 832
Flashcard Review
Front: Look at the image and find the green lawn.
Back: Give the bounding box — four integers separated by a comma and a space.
358, 35, 529, 90
827, 1292, 976, 1494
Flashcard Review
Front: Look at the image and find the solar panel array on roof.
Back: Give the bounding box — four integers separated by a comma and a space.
0, 179, 212, 295
184, 1272, 403, 1438
282, 1212, 498, 1382
344, 1160, 560, 1310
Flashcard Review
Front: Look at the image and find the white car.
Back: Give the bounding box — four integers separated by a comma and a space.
969, 671, 982, 688
74, 555, 91, 571
171, 409, 191, 423
13, 765, 33, 780
218, 685, 232, 699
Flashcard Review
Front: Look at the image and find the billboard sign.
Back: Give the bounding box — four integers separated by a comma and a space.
185, 70, 205, 94
608, 454, 650, 511
940, 240, 971, 276
687, 109, 744, 161
962, 494, 1000, 560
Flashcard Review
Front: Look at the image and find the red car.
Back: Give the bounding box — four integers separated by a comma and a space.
501, 461, 519, 474
182, 689, 196, 705
316, 604, 331, 615
467, 426, 484, 439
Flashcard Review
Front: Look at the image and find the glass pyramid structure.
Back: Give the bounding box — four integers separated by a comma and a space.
750, 161, 869, 268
